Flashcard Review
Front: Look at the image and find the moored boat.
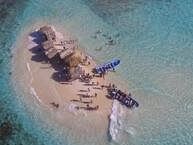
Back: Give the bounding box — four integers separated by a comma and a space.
107, 88, 139, 109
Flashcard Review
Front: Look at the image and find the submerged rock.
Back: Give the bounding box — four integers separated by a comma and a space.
95, 46, 103, 51
0, 121, 13, 140
0, 59, 3, 64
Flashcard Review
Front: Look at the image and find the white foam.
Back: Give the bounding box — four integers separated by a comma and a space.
68, 103, 78, 115
30, 87, 43, 104
26, 62, 34, 84
26, 62, 31, 72
67, 103, 88, 116
109, 100, 123, 141
125, 127, 136, 136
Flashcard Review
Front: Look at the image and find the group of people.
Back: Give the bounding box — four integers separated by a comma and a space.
81, 55, 91, 66
75, 105, 99, 111
80, 93, 97, 98
80, 73, 93, 83
91, 29, 118, 46
75, 86, 99, 111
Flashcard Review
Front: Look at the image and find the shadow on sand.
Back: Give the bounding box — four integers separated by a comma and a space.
29, 31, 72, 83
30, 31, 45, 44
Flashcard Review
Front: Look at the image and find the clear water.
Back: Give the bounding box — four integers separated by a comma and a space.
1, 0, 193, 145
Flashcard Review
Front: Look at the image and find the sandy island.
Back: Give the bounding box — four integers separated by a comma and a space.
12, 22, 117, 140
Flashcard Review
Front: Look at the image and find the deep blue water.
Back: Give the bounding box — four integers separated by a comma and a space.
1, 0, 193, 145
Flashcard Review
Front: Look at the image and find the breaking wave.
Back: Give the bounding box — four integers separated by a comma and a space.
109, 100, 124, 142
30, 87, 43, 104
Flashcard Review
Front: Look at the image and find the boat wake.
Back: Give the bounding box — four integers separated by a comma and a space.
109, 100, 124, 142
109, 100, 137, 144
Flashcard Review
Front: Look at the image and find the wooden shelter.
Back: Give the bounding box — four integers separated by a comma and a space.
42, 41, 54, 50
39, 25, 76, 59
39, 26, 56, 41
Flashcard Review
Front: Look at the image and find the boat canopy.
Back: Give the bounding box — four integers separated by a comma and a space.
94, 59, 120, 74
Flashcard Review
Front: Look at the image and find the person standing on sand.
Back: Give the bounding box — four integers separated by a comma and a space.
94, 93, 97, 97
50, 102, 59, 108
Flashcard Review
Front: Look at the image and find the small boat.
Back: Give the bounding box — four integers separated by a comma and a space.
92, 59, 120, 74
107, 88, 139, 109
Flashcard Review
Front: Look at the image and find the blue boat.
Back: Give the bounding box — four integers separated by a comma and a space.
92, 59, 120, 74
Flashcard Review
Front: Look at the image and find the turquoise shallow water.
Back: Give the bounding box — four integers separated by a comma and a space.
1, 0, 193, 145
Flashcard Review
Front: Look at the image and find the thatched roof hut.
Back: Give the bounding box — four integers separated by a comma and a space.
39, 25, 76, 59
39, 26, 56, 41
42, 41, 54, 50
60, 49, 74, 59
